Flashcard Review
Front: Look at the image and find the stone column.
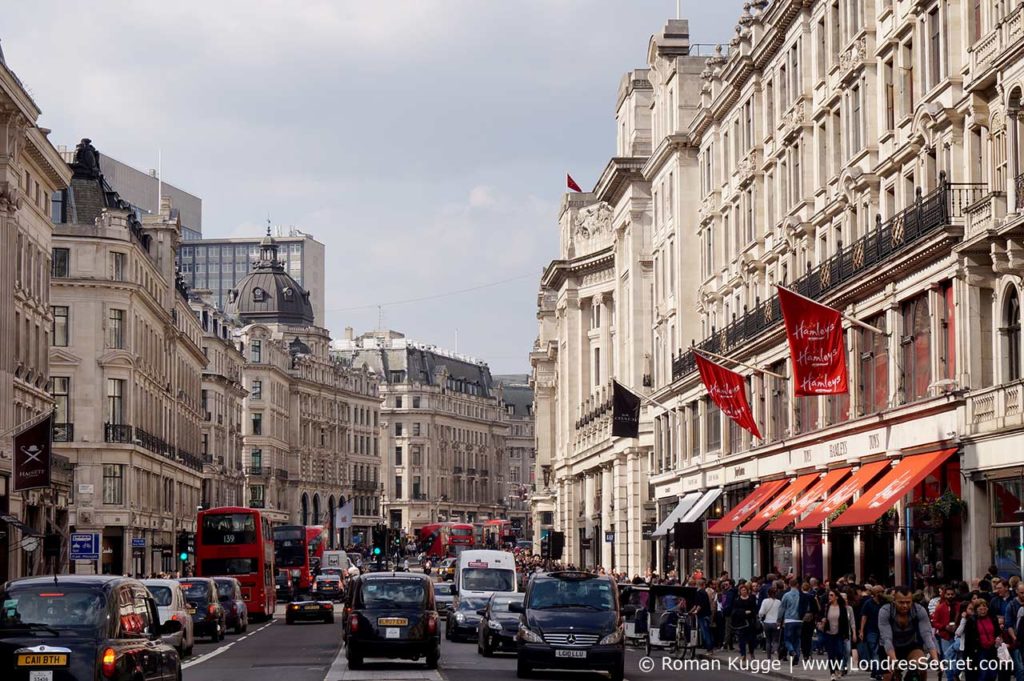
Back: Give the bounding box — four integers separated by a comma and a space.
597, 294, 612, 382
601, 464, 613, 570
1010, 110, 1021, 213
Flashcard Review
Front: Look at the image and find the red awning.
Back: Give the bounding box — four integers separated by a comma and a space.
708, 480, 789, 536
831, 448, 958, 527
740, 473, 820, 532
763, 468, 849, 531
794, 460, 889, 530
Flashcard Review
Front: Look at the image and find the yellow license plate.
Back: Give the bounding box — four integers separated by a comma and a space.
17, 654, 68, 666
377, 617, 408, 626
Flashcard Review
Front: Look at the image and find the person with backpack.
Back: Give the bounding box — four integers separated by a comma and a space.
878, 586, 940, 681
800, 581, 821, 661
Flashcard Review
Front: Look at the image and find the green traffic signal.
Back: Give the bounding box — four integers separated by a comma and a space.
178, 552, 188, 561
372, 547, 381, 556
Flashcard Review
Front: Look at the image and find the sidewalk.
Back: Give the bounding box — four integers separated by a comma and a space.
692, 648, 873, 681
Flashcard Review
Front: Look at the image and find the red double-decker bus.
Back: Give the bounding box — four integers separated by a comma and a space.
418, 522, 475, 559
196, 506, 276, 621
273, 525, 327, 592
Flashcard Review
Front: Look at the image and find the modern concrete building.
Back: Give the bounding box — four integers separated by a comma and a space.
179, 230, 325, 322
332, 330, 510, 533
0, 49, 73, 582
51, 139, 206, 575
227, 235, 381, 544
494, 375, 535, 538
95, 153, 203, 240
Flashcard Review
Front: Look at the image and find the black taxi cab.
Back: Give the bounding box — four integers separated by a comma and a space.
344, 572, 440, 669
0, 575, 183, 681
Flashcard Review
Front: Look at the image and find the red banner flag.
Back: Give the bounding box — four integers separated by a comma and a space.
694, 353, 762, 439
777, 286, 849, 396
566, 174, 582, 192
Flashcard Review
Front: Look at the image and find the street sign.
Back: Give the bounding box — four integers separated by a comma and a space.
131, 538, 146, 548
70, 532, 100, 560
605, 531, 614, 543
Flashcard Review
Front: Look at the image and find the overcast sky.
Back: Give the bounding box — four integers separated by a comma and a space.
5, 1, 741, 374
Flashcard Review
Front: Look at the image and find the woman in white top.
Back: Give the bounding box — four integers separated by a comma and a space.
759, 587, 783, 659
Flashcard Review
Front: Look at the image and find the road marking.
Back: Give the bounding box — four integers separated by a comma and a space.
181, 620, 274, 669
323, 640, 442, 681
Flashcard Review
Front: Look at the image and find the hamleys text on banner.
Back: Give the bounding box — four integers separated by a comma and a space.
694, 353, 762, 440
777, 286, 849, 396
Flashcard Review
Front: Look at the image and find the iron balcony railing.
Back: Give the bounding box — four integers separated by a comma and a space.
104, 423, 132, 443
672, 175, 985, 381
249, 499, 265, 509
275, 468, 289, 480
249, 465, 270, 476
453, 466, 464, 474
53, 423, 74, 442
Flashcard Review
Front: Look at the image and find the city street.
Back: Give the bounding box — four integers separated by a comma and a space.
181, 604, 761, 681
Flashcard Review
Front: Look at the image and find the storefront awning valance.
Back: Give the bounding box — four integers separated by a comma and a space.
681, 488, 723, 523
764, 468, 849, 531
651, 491, 702, 538
741, 473, 820, 532
708, 480, 789, 536
794, 460, 890, 530
0, 513, 43, 537
831, 448, 958, 527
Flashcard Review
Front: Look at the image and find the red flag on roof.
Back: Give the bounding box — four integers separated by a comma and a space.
566, 174, 582, 192
694, 353, 762, 440
777, 286, 849, 396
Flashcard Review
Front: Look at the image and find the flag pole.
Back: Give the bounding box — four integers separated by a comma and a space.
694, 348, 786, 379
614, 380, 671, 412
777, 285, 887, 335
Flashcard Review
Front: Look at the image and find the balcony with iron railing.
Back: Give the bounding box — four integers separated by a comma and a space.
275, 468, 289, 480
672, 176, 985, 381
453, 466, 464, 475
104, 423, 132, 443
249, 499, 265, 509
249, 465, 270, 476
467, 467, 477, 476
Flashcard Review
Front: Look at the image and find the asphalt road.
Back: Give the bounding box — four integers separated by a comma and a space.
181, 603, 763, 681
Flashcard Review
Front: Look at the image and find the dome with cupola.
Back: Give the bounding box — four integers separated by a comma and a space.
226, 229, 315, 326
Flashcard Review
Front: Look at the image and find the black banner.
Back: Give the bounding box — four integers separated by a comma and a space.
611, 380, 640, 438
14, 413, 53, 492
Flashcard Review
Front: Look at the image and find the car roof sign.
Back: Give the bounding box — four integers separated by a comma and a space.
467, 561, 488, 568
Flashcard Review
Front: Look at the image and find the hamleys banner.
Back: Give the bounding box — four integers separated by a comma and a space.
694, 353, 762, 440
777, 286, 849, 396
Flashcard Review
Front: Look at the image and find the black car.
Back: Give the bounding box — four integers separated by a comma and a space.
513, 570, 624, 681
446, 594, 489, 642
0, 575, 183, 681
477, 592, 524, 656
213, 578, 248, 634
312, 575, 343, 602
284, 594, 334, 624
177, 577, 226, 642
275, 571, 294, 602
344, 572, 440, 669
432, 582, 453, 615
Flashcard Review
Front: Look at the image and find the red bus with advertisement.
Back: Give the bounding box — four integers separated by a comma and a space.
273, 525, 327, 592
418, 522, 475, 558
195, 506, 276, 620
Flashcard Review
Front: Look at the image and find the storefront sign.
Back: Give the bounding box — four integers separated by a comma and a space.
705, 471, 721, 485
793, 428, 886, 468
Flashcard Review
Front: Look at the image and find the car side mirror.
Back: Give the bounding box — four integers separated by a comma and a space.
476, 609, 487, 617
161, 619, 183, 635
449, 584, 457, 595
509, 602, 525, 613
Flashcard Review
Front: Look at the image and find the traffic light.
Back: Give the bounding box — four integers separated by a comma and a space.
549, 531, 565, 560
176, 531, 189, 562
372, 546, 381, 556
540, 535, 550, 559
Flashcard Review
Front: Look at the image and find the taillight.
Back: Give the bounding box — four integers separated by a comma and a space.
349, 614, 359, 633
322, 603, 333, 610
208, 604, 217, 615
170, 614, 179, 622
101, 647, 116, 678
426, 616, 437, 635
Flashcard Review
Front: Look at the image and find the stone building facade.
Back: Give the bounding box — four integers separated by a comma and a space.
495, 376, 535, 538
51, 140, 205, 575
190, 292, 247, 510
333, 330, 510, 533
0, 51, 73, 582
228, 236, 381, 545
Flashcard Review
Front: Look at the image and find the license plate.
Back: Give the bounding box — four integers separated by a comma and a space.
18, 654, 68, 666
554, 649, 587, 659
303, 604, 319, 610
29, 672, 52, 681
377, 617, 407, 626
385, 627, 400, 639
188, 607, 196, 614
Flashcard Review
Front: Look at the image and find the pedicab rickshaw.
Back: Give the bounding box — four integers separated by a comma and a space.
641, 584, 699, 659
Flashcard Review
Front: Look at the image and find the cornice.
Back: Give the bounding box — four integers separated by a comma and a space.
641, 134, 692, 180
594, 156, 649, 205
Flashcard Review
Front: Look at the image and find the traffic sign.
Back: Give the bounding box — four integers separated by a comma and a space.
131, 538, 146, 548
70, 532, 100, 560
605, 531, 615, 543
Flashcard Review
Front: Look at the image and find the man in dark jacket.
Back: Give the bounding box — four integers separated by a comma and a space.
720, 579, 737, 650
799, 581, 820, 660
693, 578, 715, 653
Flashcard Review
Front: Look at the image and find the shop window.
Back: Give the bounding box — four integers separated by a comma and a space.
860, 315, 889, 414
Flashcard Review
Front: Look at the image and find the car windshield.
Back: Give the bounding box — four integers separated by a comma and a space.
215, 581, 236, 599
148, 586, 173, 607
0, 586, 106, 631
433, 584, 450, 596
202, 513, 257, 545
178, 581, 211, 603
528, 578, 615, 611
357, 580, 425, 609
457, 597, 489, 612
492, 595, 525, 612
462, 568, 515, 592
316, 577, 339, 585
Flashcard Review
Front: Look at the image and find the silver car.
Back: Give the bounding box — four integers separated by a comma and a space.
143, 578, 196, 656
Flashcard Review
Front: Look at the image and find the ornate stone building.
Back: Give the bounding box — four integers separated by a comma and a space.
495, 376, 535, 538
0, 50, 73, 582
332, 330, 510, 532
228, 235, 381, 544
190, 292, 247, 509
51, 140, 205, 575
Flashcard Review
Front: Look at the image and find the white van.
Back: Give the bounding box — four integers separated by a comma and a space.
454, 549, 518, 597
321, 550, 351, 573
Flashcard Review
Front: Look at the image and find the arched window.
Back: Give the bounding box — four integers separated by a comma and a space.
901, 294, 931, 403
1005, 287, 1021, 382
301, 493, 309, 526
328, 496, 336, 548
312, 494, 321, 525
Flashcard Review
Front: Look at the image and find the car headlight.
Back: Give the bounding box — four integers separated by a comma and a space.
455, 612, 465, 623
488, 620, 502, 631
517, 624, 543, 643
599, 628, 623, 645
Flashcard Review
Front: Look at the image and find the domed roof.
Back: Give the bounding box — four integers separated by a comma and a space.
226, 231, 315, 326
